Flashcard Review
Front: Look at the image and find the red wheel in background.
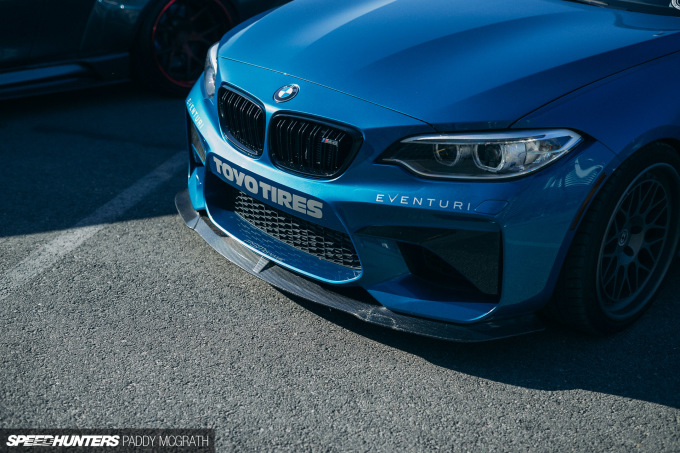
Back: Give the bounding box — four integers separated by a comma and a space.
134, 0, 234, 95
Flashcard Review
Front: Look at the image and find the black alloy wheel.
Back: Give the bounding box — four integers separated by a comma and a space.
548, 143, 680, 334
597, 169, 673, 319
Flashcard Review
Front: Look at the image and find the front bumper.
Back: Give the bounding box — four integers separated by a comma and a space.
180, 60, 617, 339
176, 188, 544, 342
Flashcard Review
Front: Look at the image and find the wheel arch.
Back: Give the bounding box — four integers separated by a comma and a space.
544, 140, 680, 333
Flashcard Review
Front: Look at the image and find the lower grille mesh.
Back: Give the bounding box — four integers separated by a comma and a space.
233, 191, 361, 269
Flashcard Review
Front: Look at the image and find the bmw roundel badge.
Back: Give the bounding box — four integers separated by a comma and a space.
274, 84, 299, 103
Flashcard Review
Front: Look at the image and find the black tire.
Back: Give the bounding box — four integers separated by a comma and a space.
132, 0, 236, 96
548, 143, 680, 335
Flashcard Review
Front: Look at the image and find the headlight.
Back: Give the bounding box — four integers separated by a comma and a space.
378, 129, 582, 179
203, 42, 219, 101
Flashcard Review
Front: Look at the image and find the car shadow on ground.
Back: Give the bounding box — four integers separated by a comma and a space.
285, 259, 680, 410
5, 85, 678, 411
0, 84, 187, 239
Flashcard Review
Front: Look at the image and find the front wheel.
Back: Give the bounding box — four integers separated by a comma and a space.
549, 143, 680, 334
133, 0, 235, 96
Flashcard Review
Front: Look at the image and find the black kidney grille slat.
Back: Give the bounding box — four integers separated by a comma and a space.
311, 125, 323, 170
244, 103, 255, 147
233, 190, 361, 270
269, 116, 359, 178
286, 120, 296, 165
218, 87, 265, 156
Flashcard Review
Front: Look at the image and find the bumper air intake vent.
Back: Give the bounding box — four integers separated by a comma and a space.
233, 190, 361, 269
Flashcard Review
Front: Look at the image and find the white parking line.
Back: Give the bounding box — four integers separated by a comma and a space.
0, 152, 185, 301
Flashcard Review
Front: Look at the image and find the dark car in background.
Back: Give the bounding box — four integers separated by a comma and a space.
0, 0, 285, 99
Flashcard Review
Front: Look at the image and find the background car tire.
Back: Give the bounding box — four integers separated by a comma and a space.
133, 0, 236, 96
548, 143, 680, 334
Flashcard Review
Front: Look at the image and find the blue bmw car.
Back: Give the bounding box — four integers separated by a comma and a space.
176, 0, 680, 341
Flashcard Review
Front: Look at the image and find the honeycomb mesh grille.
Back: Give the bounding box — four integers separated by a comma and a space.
233, 191, 361, 269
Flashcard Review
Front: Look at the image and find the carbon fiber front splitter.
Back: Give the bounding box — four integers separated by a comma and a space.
175, 189, 545, 342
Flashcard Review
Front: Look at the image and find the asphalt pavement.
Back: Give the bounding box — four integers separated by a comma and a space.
1, 85, 679, 452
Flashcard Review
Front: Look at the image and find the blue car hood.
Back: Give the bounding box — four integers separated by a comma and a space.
220, 0, 680, 130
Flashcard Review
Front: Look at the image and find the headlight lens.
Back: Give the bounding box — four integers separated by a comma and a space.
203, 42, 219, 101
378, 129, 582, 179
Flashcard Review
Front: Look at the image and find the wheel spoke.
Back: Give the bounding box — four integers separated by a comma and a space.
615, 208, 628, 229
639, 181, 656, 210
196, 25, 222, 38
642, 182, 665, 209
189, 5, 211, 23
602, 260, 619, 291
623, 268, 633, 299
647, 204, 668, 227
613, 265, 625, 300
602, 255, 617, 278
628, 185, 641, 215
601, 248, 618, 259
187, 51, 203, 65
629, 262, 640, 293
643, 235, 665, 248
